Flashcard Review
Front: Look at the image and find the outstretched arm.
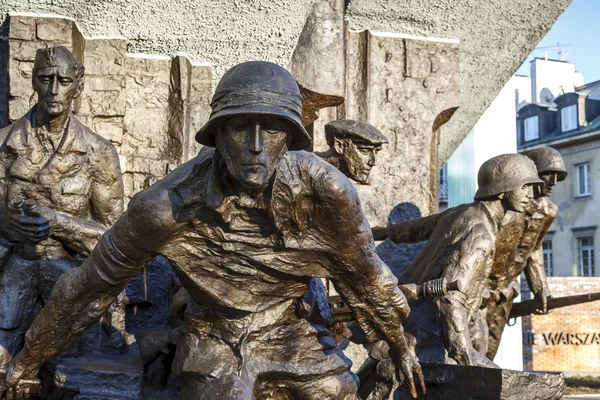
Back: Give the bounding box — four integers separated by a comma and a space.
2, 189, 174, 389
320, 178, 424, 397
373, 213, 441, 243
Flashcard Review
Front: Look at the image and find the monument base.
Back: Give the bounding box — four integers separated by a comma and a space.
394, 362, 565, 400
53, 356, 143, 399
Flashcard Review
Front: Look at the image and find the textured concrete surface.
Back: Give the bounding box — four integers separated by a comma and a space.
346, 0, 572, 166
0, 0, 314, 85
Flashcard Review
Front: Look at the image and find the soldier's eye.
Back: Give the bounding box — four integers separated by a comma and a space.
59, 79, 73, 86
39, 77, 50, 84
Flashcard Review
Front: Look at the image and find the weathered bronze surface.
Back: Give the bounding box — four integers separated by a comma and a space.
485, 147, 567, 359
384, 154, 541, 368
316, 120, 388, 185
0, 45, 124, 380
0, 61, 426, 399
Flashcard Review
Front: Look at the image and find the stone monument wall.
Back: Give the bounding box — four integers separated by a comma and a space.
291, 1, 460, 225
5, 14, 211, 203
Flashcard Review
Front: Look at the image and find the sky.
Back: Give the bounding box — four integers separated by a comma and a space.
516, 0, 600, 84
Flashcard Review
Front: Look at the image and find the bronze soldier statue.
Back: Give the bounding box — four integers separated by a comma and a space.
0, 47, 123, 364
485, 146, 567, 359
0, 61, 425, 399
316, 119, 388, 184
382, 154, 541, 367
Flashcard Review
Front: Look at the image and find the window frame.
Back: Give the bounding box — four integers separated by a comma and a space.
523, 115, 540, 141
542, 239, 553, 277
561, 104, 578, 132
578, 236, 595, 277
577, 162, 592, 197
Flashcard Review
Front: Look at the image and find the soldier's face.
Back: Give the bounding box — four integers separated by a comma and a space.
34, 64, 81, 117
335, 138, 382, 184
503, 184, 534, 212
539, 172, 559, 197
216, 116, 291, 190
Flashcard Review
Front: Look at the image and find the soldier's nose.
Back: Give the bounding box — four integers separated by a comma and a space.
49, 76, 59, 95
367, 152, 376, 167
249, 122, 263, 153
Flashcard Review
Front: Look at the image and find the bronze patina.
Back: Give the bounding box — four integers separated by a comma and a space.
382, 154, 542, 367
316, 119, 388, 185
485, 146, 567, 359
0, 61, 425, 399
0, 46, 123, 373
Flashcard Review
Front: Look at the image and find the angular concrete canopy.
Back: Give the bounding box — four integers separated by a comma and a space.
345, 0, 572, 166
0, 0, 316, 85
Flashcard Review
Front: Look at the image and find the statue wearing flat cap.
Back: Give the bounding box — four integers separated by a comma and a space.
0, 46, 123, 372
317, 119, 388, 185
0, 61, 425, 399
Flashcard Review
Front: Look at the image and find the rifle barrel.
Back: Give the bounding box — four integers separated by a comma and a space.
509, 292, 600, 319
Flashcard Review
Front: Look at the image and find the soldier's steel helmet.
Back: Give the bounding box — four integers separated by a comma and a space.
195, 61, 312, 151
526, 147, 568, 181
474, 153, 544, 200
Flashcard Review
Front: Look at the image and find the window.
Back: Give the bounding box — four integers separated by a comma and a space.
439, 164, 448, 202
561, 104, 578, 132
578, 236, 595, 277
577, 163, 592, 197
543, 240, 553, 276
524, 116, 539, 141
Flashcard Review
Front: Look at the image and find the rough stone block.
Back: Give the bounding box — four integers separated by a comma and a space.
36, 18, 73, 43
17, 61, 34, 80
125, 58, 171, 109
93, 117, 124, 145
8, 16, 35, 41
84, 38, 126, 76
10, 40, 42, 62
8, 97, 31, 122
54, 356, 143, 399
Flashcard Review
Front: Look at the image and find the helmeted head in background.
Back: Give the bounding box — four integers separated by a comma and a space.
32, 46, 85, 118
474, 153, 543, 212
526, 147, 567, 197
195, 61, 312, 191
324, 120, 388, 185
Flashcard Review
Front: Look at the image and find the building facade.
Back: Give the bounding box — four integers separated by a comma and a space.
516, 58, 600, 374
518, 75, 600, 278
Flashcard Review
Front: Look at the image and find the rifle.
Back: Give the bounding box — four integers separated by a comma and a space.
371, 226, 390, 241
330, 278, 463, 323
509, 292, 600, 319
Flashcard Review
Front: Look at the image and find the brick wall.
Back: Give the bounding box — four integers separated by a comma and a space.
522, 277, 600, 372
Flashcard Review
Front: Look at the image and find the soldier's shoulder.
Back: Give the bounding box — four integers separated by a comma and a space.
543, 197, 559, 216
130, 149, 215, 224
74, 117, 118, 153
287, 150, 357, 198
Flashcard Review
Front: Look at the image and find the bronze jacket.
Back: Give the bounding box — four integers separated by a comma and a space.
0, 106, 123, 258
15, 149, 408, 375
